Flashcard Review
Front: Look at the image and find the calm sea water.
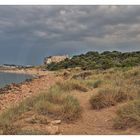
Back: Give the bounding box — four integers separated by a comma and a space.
0, 72, 33, 88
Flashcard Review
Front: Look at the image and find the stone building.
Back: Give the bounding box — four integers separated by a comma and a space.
43, 55, 69, 65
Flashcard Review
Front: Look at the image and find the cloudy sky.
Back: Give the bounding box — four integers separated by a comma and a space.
0, 6, 140, 65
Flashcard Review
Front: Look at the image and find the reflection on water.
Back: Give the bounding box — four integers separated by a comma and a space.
0, 72, 33, 88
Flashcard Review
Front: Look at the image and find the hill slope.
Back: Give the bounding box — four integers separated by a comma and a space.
47, 51, 140, 70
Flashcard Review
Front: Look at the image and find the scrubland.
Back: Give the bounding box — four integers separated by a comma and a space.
0, 66, 139, 134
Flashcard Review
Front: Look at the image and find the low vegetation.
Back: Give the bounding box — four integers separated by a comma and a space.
0, 83, 82, 134
113, 99, 140, 130
86, 79, 102, 88
46, 51, 140, 70
0, 63, 140, 134
89, 87, 137, 110
55, 80, 88, 92
89, 66, 140, 110
71, 71, 93, 80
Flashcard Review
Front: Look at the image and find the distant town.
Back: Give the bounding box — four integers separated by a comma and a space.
0, 64, 34, 70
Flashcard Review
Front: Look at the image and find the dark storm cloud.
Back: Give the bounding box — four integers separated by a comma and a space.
0, 6, 140, 65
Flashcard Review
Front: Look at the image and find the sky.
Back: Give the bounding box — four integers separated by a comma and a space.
0, 6, 140, 65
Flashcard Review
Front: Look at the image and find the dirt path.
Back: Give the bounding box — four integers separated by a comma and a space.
0, 72, 61, 112
60, 91, 139, 135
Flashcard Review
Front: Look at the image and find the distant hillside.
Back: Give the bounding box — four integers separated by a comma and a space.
46, 51, 140, 70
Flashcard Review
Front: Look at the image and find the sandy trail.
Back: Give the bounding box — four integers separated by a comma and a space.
60, 91, 140, 135
60, 91, 116, 134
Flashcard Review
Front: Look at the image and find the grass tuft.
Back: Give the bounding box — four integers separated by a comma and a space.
0, 83, 82, 134
55, 80, 88, 92
89, 87, 137, 110
113, 99, 140, 130
86, 79, 102, 88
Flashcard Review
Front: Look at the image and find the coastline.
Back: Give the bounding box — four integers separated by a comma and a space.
0, 69, 61, 112
0, 68, 49, 76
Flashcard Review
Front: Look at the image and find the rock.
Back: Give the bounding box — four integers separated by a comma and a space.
25, 115, 49, 124
46, 125, 59, 135
51, 120, 61, 125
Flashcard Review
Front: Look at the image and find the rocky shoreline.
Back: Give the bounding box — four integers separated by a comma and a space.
0, 76, 37, 95
0, 70, 63, 135
0, 68, 45, 76
0, 70, 61, 112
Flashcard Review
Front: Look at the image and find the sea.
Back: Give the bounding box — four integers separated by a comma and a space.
0, 72, 33, 88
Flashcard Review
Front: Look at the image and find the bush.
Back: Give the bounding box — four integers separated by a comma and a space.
113, 99, 140, 129
89, 87, 137, 110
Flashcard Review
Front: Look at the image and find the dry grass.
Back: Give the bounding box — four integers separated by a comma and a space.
17, 129, 49, 135
55, 80, 88, 92
71, 71, 93, 80
0, 66, 140, 134
113, 99, 140, 130
86, 79, 102, 88
0, 123, 49, 135
89, 87, 137, 110
0, 82, 82, 134
61, 95, 82, 121
0, 124, 21, 135
0, 85, 82, 127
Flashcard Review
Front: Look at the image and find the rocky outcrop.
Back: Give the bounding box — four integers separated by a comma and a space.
43, 55, 69, 65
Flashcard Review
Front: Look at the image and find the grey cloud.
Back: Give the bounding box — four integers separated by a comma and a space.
0, 6, 139, 65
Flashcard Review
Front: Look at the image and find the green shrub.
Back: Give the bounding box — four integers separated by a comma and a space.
47, 51, 140, 71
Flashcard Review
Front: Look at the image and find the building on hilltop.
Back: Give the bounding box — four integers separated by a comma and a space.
43, 55, 69, 65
